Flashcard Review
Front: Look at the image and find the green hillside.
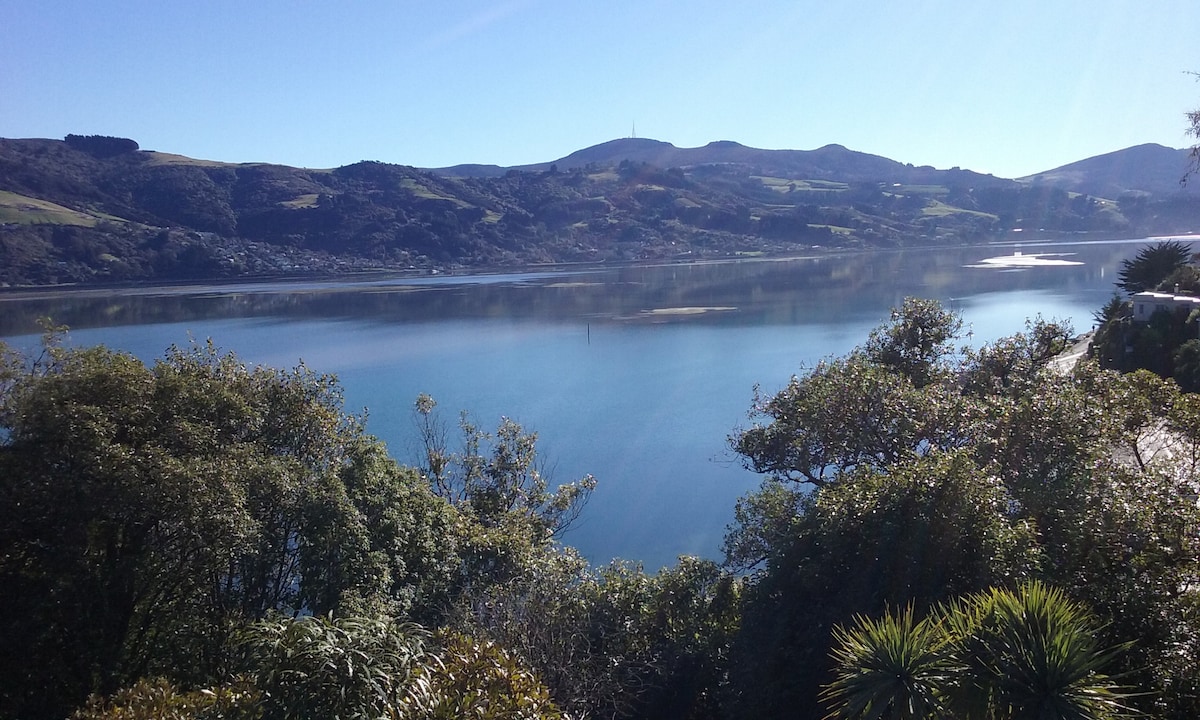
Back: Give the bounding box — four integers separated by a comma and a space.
1, 134, 1196, 286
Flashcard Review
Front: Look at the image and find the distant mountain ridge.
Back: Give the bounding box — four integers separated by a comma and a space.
433, 137, 1195, 197
432, 138, 1012, 189
1, 133, 1198, 287
1019, 143, 1194, 198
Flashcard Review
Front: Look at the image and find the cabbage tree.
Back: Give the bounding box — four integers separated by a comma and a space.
824, 583, 1136, 720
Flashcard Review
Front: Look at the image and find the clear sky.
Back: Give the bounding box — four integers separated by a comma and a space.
3, 1, 1198, 178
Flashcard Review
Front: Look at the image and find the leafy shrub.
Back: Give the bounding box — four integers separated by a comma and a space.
71, 677, 262, 720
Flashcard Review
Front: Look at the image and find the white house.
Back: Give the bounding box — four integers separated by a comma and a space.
1131, 291, 1200, 322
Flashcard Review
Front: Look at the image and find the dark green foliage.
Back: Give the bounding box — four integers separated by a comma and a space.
1092, 292, 1130, 326
335, 439, 462, 620
733, 354, 943, 485
733, 298, 970, 486
728, 301, 1200, 719
1092, 243, 1200, 382
824, 606, 953, 720
127, 165, 237, 234
412, 393, 597, 594
953, 584, 1133, 720
1173, 338, 1200, 391
420, 400, 597, 539
729, 453, 1034, 719
1161, 263, 1200, 294
864, 297, 964, 387
825, 583, 1136, 720
959, 317, 1072, 396
1092, 297, 1199, 377
1089, 308, 1133, 371
454, 551, 740, 720
12, 292, 1200, 719
0, 337, 458, 719
0, 334, 655, 718
1116, 239, 1192, 292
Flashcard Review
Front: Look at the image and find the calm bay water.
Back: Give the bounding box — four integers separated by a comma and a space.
0, 238, 1165, 568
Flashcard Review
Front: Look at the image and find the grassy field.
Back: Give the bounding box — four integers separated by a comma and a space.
0, 190, 102, 226
586, 170, 620, 182
920, 199, 997, 219
143, 151, 239, 168
144, 151, 338, 172
889, 183, 948, 195
753, 176, 850, 194
279, 193, 321, 209
399, 178, 474, 208
808, 223, 853, 235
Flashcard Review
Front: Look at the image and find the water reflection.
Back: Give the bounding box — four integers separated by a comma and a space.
0, 238, 1160, 569
0, 240, 1136, 336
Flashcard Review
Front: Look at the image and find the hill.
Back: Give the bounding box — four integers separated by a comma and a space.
433, 138, 1012, 188
1, 133, 1198, 287
1019, 143, 1195, 198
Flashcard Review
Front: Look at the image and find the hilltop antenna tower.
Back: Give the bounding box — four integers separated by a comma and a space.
631, 122, 636, 139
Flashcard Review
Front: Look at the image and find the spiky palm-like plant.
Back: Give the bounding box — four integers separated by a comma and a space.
825, 583, 1136, 720
823, 606, 954, 720
954, 583, 1135, 720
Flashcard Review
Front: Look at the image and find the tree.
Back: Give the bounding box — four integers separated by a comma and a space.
0, 337, 459, 719
727, 452, 1036, 719
77, 618, 565, 720
824, 605, 952, 720
1092, 293, 1131, 328
863, 297, 963, 387
732, 354, 969, 487
1115, 239, 1192, 293
727, 301, 1200, 719
1174, 338, 1200, 392
733, 298, 972, 488
331, 437, 463, 621
959, 317, 1072, 396
414, 393, 742, 718
410, 394, 598, 608
1188, 81, 1200, 183
413, 394, 596, 541
64, 134, 140, 157
824, 583, 1136, 720
454, 551, 740, 720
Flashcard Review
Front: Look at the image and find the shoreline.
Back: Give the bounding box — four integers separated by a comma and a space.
2, 233, 1190, 303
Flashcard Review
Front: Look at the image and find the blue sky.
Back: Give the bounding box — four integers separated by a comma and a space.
3, 1, 1198, 178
